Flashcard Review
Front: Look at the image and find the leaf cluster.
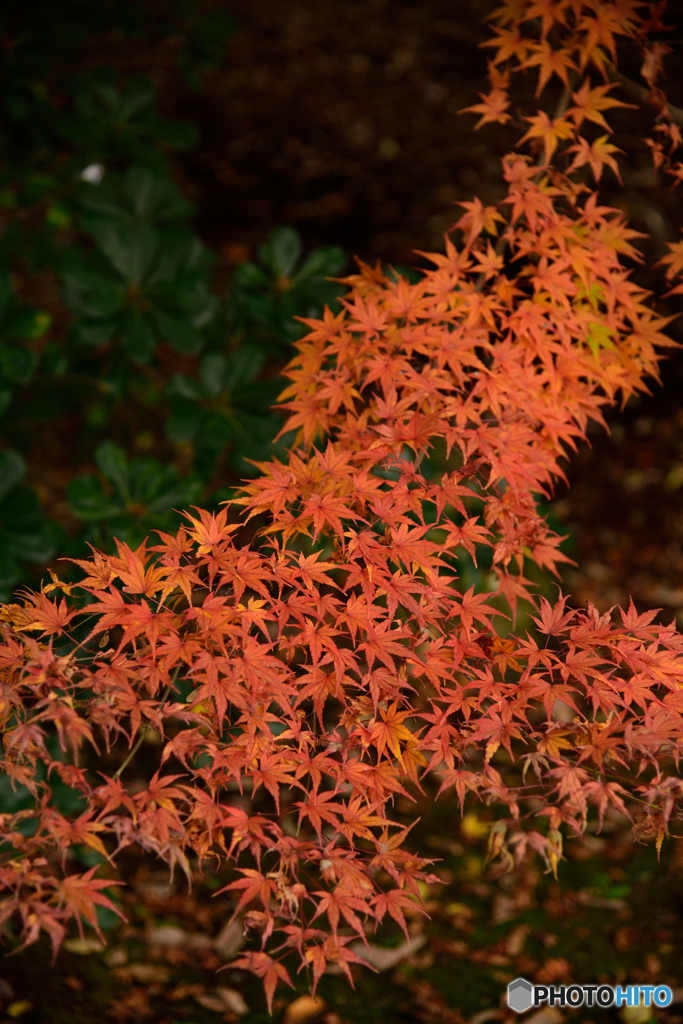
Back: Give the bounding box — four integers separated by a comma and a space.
1, 0, 683, 1013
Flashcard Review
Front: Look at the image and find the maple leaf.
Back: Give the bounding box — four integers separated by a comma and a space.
452, 197, 506, 249
518, 112, 576, 164
183, 506, 240, 553
481, 25, 530, 64
13, 593, 76, 636
54, 868, 125, 943
457, 585, 503, 638
567, 134, 624, 184
521, 41, 577, 94
227, 952, 293, 1013
640, 41, 672, 89
583, 779, 631, 832
369, 702, 414, 762
372, 887, 424, 942
218, 869, 280, 920
64, 546, 116, 590
530, 594, 575, 637
657, 238, 683, 281
109, 539, 167, 598
311, 885, 370, 942
459, 86, 512, 128
567, 80, 635, 131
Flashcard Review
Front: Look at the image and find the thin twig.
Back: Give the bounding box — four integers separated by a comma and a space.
113, 666, 181, 781
606, 61, 683, 127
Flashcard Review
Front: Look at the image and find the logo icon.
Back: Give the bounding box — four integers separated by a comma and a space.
506, 979, 673, 1013
508, 979, 534, 1014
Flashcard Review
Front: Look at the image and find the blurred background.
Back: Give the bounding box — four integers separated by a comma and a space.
1, 1, 683, 1022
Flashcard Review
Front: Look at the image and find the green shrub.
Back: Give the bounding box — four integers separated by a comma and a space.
0, 3, 349, 596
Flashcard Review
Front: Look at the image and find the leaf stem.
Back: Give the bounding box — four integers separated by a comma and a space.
113, 666, 181, 780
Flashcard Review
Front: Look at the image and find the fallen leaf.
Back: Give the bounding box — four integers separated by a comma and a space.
282, 994, 327, 1024
167, 983, 204, 1003
620, 1005, 652, 1024
214, 917, 246, 959
195, 988, 249, 1015
0, 979, 15, 1005
347, 934, 426, 971
216, 987, 249, 1015
461, 813, 490, 839
6, 1001, 32, 1019
103, 947, 129, 967
525, 1010, 563, 1024
63, 938, 106, 955
576, 891, 629, 912
146, 924, 186, 947
468, 1011, 503, 1024
445, 902, 474, 917
196, 992, 230, 1013
128, 963, 171, 984
534, 958, 571, 984
504, 925, 530, 956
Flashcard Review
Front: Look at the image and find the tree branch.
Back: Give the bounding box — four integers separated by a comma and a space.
606, 61, 683, 127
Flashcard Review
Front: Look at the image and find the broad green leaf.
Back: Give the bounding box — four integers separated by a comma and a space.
0, 345, 38, 384
292, 245, 346, 284
68, 475, 123, 521
149, 306, 203, 355
0, 275, 11, 318
165, 399, 203, 443
94, 442, 131, 502
120, 305, 157, 363
91, 222, 158, 285
0, 487, 59, 562
70, 320, 117, 347
199, 352, 230, 396
259, 226, 302, 278
232, 262, 270, 289
0, 450, 25, 503
62, 268, 124, 320
124, 166, 194, 221
223, 346, 266, 392
40, 342, 68, 376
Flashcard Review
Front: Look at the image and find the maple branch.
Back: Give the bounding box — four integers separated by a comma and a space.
606, 61, 683, 127
113, 666, 181, 781
474, 80, 576, 293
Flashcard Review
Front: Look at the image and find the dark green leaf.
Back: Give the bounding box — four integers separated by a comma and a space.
165, 399, 203, 443
0, 486, 59, 562
259, 226, 303, 278
120, 305, 157, 363
91, 222, 158, 285
68, 475, 122, 521
199, 352, 229, 396
0, 344, 38, 384
94, 442, 131, 500
62, 268, 124, 320
167, 372, 205, 401
292, 245, 347, 283
69, 320, 117, 347
149, 306, 203, 355
232, 262, 271, 290
0, 450, 25, 503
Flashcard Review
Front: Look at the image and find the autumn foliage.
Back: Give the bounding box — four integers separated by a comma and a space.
2, 0, 683, 1011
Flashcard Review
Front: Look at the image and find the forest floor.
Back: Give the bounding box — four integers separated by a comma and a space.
3, 1, 683, 1021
